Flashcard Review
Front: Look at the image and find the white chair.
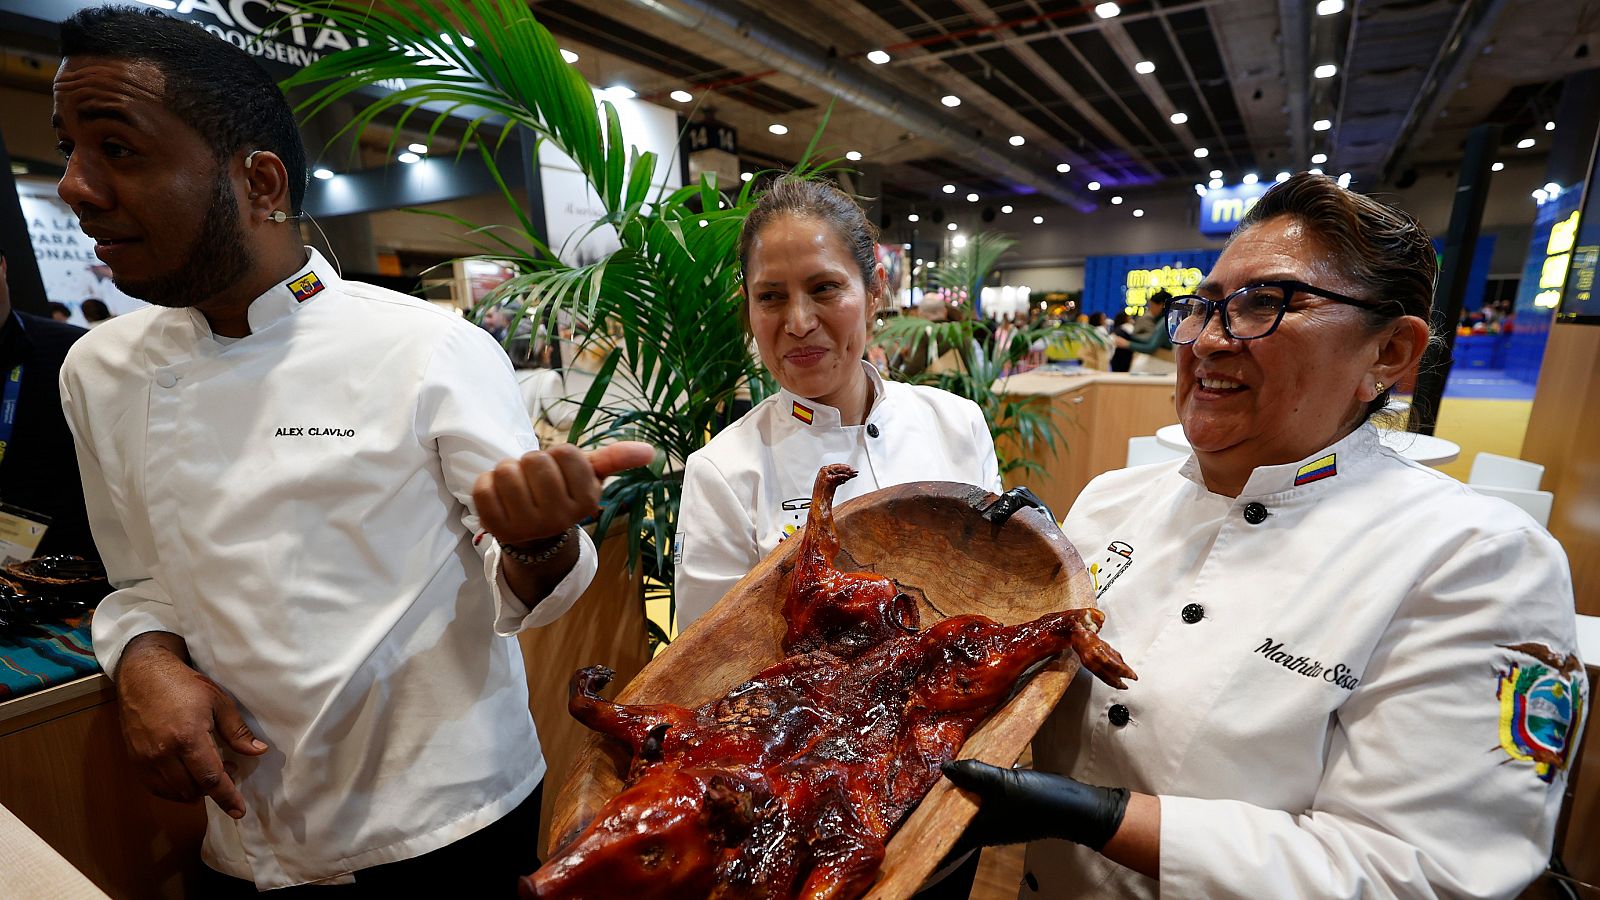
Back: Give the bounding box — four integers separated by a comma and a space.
1468, 452, 1544, 490
1127, 435, 1187, 468
1468, 484, 1554, 528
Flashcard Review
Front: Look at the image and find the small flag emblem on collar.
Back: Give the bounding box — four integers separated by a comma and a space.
791, 401, 814, 425
1294, 453, 1337, 486
288, 272, 325, 302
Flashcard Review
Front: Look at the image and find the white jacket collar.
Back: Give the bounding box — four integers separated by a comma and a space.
244, 247, 337, 335
776, 360, 886, 429
1179, 422, 1384, 497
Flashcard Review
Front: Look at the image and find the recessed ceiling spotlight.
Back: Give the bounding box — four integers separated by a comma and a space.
942, 184, 956, 194
1056, 163, 1071, 173
1491, 162, 1505, 172
1087, 181, 1102, 191
1313, 119, 1332, 131
1195, 184, 1208, 196
407, 142, 428, 154
966, 192, 979, 202
312, 167, 335, 180
1314, 64, 1337, 79
397, 151, 421, 164
1337, 172, 1352, 188
1316, 0, 1345, 14
1309, 167, 1324, 175
1095, 2, 1121, 18
1009, 135, 1026, 146
941, 95, 961, 107
1135, 60, 1155, 75
947, 222, 958, 231
1276, 171, 1291, 182
1208, 169, 1222, 179
1533, 188, 1548, 202
1545, 121, 1556, 131
1544, 181, 1562, 194
1311, 152, 1328, 164
1033, 215, 1045, 224
1517, 137, 1536, 149
1242, 172, 1259, 185
1170, 112, 1188, 125
867, 50, 891, 65
846, 150, 863, 161
1001, 205, 1014, 214
1208, 177, 1223, 189
670, 89, 693, 103
560, 49, 579, 64
602, 85, 636, 100
1133, 209, 1145, 217
768, 123, 788, 135
908, 213, 920, 222
1193, 147, 1210, 158
1111, 195, 1124, 205
740, 172, 753, 183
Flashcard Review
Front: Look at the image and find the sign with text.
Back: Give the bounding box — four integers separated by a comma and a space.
1199, 182, 1269, 237
14, 178, 147, 325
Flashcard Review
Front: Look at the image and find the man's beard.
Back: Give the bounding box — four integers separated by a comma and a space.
114, 169, 256, 309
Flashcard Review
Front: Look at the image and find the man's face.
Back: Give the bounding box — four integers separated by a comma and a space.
53, 56, 252, 308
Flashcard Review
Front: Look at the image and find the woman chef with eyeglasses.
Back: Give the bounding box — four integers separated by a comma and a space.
942, 174, 1584, 899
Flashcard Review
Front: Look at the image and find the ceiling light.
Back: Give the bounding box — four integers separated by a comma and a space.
312, 167, 335, 180
1242, 172, 1258, 185
1170, 112, 1188, 125
1309, 167, 1324, 175
602, 85, 636, 100
966, 192, 979, 202
1316, 0, 1345, 14
397, 151, 421, 164
1208, 169, 1222, 179
1134, 60, 1155, 75
1087, 181, 1102, 191
1314, 64, 1337, 79
1001, 205, 1014, 214
1311, 152, 1328, 164
943, 184, 956, 194
1313, 119, 1332, 131
1033, 215, 1045, 224
1009, 135, 1026, 146
1133, 209, 1145, 217
1544, 181, 1562, 195
1208, 177, 1223, 189
846, 150, 863, 161
1545, 121, 1556, 131
1111, 195, 1124, 205
670, 89, 693, 103
768, 123, 788, 135
740, 171, 753, 182
1517, 137, 1535, 149
407, 142, 428, 154
1195, 184, 1208, 196
915, 258, 924, 265
1533, 188, 1548, 202
941, 95, 961, 107
867, 50, 891, 65
947, 222, 958, 231
1337, 172, 1352, 188
952, 234, 967, 249
1491, 162, 1505, 172
560, 48, 579, 64
1056, 162, 1071, 173
1193, 147, 1209, 158
699, 219, 709, 228
908, 213, 920, 222
1276, 171, 1291, 182
1095, 2, 1121, 18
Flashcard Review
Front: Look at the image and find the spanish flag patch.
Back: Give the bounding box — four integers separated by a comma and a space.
1293, 453, 1337, 486
791, 401, 814, 425
288, 272, 325, 302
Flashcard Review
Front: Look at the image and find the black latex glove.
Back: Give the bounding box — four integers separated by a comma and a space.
942, 759, 1129, 851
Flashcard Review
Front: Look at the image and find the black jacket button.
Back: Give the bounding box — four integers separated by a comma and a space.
1243, 502, 1268, 524
1108, 704, 1130, 727
1182, 603, 1204, 624
867, 423, 880, 438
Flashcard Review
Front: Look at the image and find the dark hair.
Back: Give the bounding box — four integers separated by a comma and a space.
80, 298, 112, 321
1088, 312, 1105, 327
1148, 290, 1171, 307
738, 176, 881, 301
60, 6, 308, 212
47, 302, 71, 317
1233, 172, 1437, 420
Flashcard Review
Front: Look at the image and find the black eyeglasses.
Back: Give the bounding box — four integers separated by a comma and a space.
1165, 280, 1395, 344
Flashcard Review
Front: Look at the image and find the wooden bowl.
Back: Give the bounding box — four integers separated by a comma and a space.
547, 481, 1095, 899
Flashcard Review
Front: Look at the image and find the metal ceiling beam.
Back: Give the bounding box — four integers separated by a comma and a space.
619, 0, 1096, 210
900, 0, 1229, 64
1278, 0, 1310, 169
1095, 19, 1216, 176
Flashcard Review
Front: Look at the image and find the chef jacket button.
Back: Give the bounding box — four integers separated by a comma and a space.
155, 371, 178, 389
1107, 703, 1130, 727
867, 423, 880, 438
1242, 501, 1268, 525
1181, 603, 1204, 624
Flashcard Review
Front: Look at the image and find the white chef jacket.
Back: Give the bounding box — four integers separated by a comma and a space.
1027, 424, 1583, 899
674, 361, 999, 629
61, 250, 598, 889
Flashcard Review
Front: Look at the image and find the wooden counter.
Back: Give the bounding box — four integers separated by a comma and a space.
995, 369, 1180, 516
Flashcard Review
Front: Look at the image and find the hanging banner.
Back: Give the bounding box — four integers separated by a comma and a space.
14, 178, 146, 325
1198, 182, 1270, 237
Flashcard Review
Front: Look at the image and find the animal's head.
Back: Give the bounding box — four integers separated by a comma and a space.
521, 768, 760, 900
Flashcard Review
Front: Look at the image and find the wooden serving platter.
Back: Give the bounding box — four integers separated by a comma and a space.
547, 481, 1096, 899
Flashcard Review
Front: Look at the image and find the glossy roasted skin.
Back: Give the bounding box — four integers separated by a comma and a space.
524, 465, 1136, 900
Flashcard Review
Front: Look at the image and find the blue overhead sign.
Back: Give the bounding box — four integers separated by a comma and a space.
1199, 182, 1270, 237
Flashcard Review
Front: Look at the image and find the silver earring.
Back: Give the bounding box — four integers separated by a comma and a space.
1375, 380, 1385, 392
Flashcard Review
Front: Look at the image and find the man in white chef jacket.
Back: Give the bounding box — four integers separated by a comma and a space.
50, 8, 652, 893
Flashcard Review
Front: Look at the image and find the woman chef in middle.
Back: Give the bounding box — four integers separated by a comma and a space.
675, 176, 1001, 630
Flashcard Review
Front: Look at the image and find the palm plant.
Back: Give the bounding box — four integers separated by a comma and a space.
280, 0, 829, 646
873, 231, 1104, 479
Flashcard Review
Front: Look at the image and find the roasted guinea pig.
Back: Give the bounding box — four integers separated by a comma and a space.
524, 464, 1135, 900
